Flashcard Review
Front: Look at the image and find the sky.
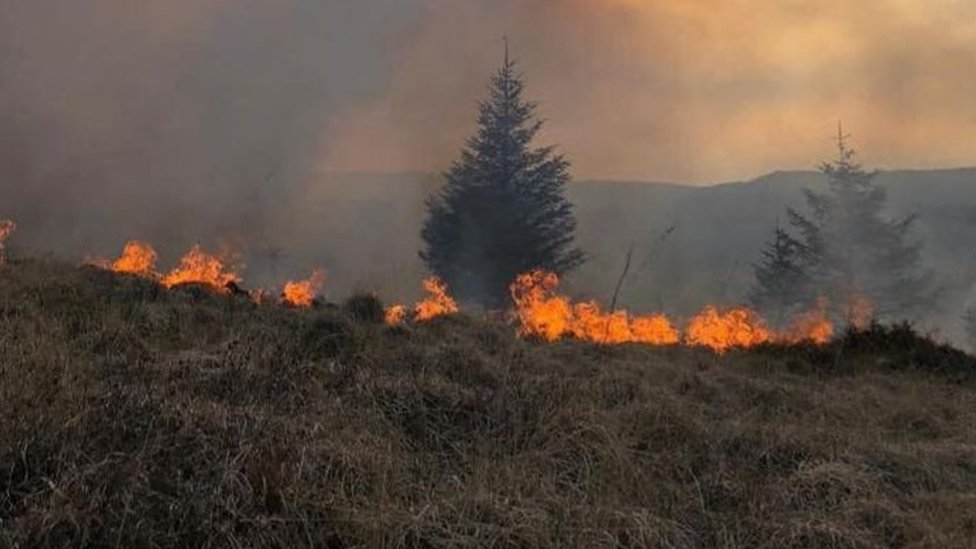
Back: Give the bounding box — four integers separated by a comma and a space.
2, 0, 976, 187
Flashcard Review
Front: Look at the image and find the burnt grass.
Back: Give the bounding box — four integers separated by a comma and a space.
2, 260, 976, 548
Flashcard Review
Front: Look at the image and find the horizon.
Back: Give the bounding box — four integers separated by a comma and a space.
315, 163, 976, 188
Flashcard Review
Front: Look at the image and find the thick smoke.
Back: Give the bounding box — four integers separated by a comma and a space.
325, 0, 976, 183
0, 0, 424, 264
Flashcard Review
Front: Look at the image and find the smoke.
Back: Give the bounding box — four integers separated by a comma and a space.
324, 0, 976, 183
0, 0, 425, 257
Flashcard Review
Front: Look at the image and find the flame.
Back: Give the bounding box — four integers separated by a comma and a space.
782, 297, 834, 344
510, 270, 573, 341
414, 276, 460, 321
510, 270, 680, 345
110, 240, 159, 277
0, 219, 16, 264
384, 277, 460, 324
385, 305, 407, 326
685, 306, 773, 353
161, 245, 241, 292
282, 269, 325, 308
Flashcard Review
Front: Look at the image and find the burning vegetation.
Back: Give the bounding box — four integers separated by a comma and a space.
84, 235, 844, 354
282, 270, 326, 308
510, 270, 680, 345
110, 240, 158, 277
161, 245, 241, 292
385, 277, 460, 325
510, 270, 836, 353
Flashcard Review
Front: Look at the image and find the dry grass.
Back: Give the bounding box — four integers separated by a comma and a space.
2, 259, 976, 547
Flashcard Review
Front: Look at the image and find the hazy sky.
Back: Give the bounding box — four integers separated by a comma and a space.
2, 0, 976, 187
324, 0, 976, 183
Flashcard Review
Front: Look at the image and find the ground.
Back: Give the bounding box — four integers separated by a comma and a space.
1, 260, 975, 548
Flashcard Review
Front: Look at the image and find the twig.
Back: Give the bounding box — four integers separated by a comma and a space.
605, 244, 635, 343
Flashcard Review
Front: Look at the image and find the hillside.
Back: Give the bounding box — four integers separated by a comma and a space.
3, 261, 976, 547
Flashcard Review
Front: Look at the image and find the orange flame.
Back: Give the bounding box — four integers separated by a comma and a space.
385, 305, 407, 326
282, 269, 325, 308
161, 245, 241, 292
510, 270, 680, 345
110, 240, 159, 277
414, 277, 460, 321
782, 297, 834, 344
685, 306, 772, 353
0, 219, 17, 264
510, 270, 573, 341
384, 277, 460, 325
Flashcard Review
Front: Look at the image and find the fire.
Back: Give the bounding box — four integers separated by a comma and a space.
384, 277, 460, 324
385, 305, 407, 326
111, 240, 159, 277
510, 270, 680, 345
782, 297, 834, 344
685, 306, 773, 353
282, 269, 325, 308
0, 219, 16, 264
510, 270, 573, 341
161, 245, 241, 292
414, 277, 460, 321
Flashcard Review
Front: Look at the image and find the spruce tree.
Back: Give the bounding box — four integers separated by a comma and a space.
781, 126, 936, 323
420, 50, 584, 308
749, 224, 814, 327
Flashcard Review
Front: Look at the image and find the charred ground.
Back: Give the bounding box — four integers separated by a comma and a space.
2, 260, 976, 547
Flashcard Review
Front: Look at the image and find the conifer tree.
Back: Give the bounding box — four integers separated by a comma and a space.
420, 48, 584, 308
769, 126, 936, 324
749, 224, 814, 327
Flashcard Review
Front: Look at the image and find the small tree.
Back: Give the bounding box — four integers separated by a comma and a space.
420, 50, 584, 308
749, 224, 814, 327
779, 127, 936, 324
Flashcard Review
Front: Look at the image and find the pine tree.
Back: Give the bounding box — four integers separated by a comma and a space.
420, 49, 584, 308
784, 126, 936, 323
749, 224, 814, 327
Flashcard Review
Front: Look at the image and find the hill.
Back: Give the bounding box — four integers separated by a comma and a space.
2, 260, 976, 547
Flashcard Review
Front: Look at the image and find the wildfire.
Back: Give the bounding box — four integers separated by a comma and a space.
384, 277, 460, 324
510, 270, 680, 345
685, 306, 772, 353
161, 245, 241, 292
111, 240, 159, 277
0, 219, 16, 264
414, 277, 460, 321
282, 269, 326, 308
510, 270, 837, 353
782, 297, 834, 344
385, 305, 407, 326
